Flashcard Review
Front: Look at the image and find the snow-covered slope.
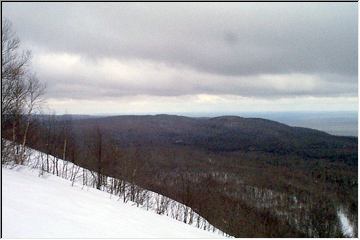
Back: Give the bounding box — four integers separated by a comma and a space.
3, 164, 224, 238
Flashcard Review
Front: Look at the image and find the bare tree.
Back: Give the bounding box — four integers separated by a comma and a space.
155, 194, 170, 215
19, 75, 45, 164
95, 126, 103, 190
1, 19, 45, 164
84, 125, 104, 190
43, 114, 56, 172
1, 19, 30, 119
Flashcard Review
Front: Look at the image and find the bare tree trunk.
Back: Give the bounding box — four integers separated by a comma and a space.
96, 126, 103, 190
62, 138, 67, 160
46, 153, 49, 172
19, 119, 31, 164
55, 157, 59, 176
12, 119, 19, 164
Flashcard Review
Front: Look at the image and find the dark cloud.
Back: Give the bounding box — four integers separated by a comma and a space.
2, 2, 358, 103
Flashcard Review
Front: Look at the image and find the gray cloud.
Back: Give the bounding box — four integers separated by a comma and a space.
2, 2, 358, 104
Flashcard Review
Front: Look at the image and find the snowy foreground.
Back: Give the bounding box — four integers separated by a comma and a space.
3, 164, 225, 238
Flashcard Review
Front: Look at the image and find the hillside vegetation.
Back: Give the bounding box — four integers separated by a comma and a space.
2, 148, 226, 238
3, 114, 357, 237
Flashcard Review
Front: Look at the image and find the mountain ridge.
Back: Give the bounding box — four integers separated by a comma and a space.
66, 114, 356, 165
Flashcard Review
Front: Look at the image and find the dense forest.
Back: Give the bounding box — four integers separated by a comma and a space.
2, 113, 357, 237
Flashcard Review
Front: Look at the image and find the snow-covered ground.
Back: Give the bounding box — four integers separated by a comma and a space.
337, 208, 355, 238
3, 164, 225, 238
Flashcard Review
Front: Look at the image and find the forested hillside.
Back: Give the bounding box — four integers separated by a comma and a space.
3, 114, 356, 237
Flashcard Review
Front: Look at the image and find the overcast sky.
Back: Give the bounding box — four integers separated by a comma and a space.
2, 2, 358, 114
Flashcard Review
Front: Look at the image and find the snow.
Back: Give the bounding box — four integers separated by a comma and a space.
1, 142, 229, 237
2, 164, 225, 238
337, 209, 355, 238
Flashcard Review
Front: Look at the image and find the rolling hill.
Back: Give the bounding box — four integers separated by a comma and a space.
24, 114, 357, 237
